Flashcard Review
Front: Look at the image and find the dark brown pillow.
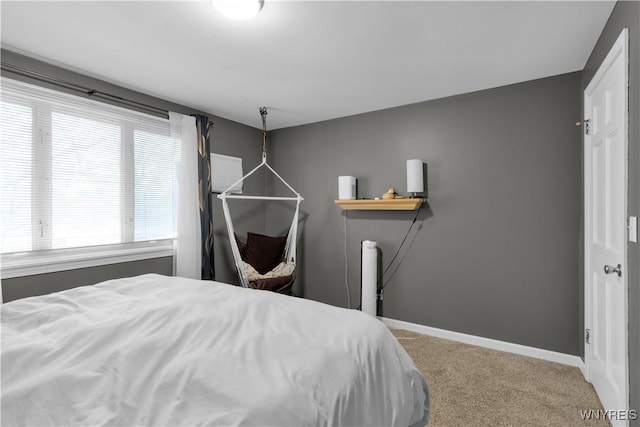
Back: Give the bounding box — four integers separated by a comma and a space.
243, 232, 288, 275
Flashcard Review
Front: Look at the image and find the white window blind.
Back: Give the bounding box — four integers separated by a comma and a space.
134, 130, 180, 242
51, 111, 122, 250
0, 77, 181, 259
0, 101, 32, 253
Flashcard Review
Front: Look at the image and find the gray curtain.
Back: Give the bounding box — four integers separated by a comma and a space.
195, 115, 214, 280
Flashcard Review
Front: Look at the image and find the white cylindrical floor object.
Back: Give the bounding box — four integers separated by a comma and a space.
361, 240, 378, 316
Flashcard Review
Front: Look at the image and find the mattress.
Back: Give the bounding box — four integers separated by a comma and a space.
1, 274, 429, 426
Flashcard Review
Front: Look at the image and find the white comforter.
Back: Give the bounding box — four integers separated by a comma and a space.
1, 274, 429, 426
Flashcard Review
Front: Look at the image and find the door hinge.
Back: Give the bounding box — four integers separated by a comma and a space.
585, 328, 591, 344
584, 119, 591, 135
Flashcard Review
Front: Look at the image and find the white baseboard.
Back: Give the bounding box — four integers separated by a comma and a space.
380, 316, 586, 376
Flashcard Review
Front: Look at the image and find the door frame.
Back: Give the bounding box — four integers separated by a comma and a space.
583, 27, 629, 413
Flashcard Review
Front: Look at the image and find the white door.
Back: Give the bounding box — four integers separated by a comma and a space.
584, 28, 629, 424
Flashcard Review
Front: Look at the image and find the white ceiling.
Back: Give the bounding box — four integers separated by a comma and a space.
1, 1, 615, 130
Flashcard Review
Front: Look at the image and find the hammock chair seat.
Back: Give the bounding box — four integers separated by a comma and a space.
235, 232, 296, 295
248, 272, 295, 294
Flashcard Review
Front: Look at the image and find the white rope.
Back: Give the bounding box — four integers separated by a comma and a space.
220, 194, 249, 288
218, 155, 267, 198
283, 198, 301, 263
264, 161, 302, 199
218, 154, 303, 201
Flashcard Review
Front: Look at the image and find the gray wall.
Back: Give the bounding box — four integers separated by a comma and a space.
2, 257, 173, 302
268, 71, 583, 356
0, 49, 263, 299
582, 1, 640, 421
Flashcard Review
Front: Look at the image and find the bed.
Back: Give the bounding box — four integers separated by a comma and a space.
1, 274, 430, 426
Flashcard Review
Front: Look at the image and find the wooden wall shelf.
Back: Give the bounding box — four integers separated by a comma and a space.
334, 198, 425, 211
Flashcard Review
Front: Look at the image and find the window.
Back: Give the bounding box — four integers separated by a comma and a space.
0, 78, 180, 277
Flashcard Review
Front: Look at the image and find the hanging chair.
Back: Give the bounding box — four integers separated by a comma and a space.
217, 107, 303, 295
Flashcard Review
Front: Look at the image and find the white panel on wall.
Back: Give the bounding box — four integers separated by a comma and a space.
211, 153, 243, 194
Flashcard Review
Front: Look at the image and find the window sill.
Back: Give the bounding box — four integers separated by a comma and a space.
0, 241, 174, 279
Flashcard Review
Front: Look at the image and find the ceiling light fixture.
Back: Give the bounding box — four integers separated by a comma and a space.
212, 0, 264, 21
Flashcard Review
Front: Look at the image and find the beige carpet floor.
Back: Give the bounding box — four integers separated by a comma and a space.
391, 328, 610, 427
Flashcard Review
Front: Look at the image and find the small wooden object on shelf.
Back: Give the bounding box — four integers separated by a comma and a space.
334, 197, 425, 211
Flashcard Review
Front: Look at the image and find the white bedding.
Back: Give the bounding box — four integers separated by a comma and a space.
1, 274, 429, 426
